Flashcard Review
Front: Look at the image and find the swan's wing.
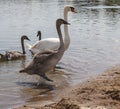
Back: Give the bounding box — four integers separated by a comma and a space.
30, 38, 60, 53
33, 51, 56, 63
7, 51, 22, 55
6, 51, 24, 60
33, 38, 59, 48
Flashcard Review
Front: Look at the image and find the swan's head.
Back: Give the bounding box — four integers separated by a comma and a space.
37, 31, 41, 36
21, 35, 30, 41
37, 31, 41, 40
64, 5, 77, 13
56, 18, 70, 26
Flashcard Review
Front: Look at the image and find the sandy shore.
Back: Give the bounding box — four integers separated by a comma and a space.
13, 65, 120, 109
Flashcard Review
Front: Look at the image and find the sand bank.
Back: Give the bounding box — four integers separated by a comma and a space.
13, 65, 120, 109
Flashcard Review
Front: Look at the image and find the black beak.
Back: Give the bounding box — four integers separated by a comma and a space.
28, 38, 30, 41
67, 22, 70, 25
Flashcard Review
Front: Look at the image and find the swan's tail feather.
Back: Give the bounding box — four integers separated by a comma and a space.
19, 69, 25, 73
26, 43, 32, 50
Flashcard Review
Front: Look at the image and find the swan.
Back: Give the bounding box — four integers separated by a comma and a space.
0, 52, 9, 61
19, 19, 70, 82
6, 35, 30, 60
37, 31, 41, 40
27, 5, 77, 55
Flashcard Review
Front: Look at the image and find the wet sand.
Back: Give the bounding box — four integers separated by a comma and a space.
13, 65, 120, 109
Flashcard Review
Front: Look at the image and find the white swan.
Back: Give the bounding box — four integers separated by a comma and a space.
27, 5, 77, 55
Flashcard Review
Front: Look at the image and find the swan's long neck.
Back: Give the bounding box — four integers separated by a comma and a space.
21, 37, 26, 54
56, 23, 64, 52
64, 8, 70, 50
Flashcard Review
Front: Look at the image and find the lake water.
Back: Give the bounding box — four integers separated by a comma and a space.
0, 0, 120, 109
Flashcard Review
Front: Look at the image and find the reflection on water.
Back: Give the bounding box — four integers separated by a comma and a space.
0, 0, 120, 109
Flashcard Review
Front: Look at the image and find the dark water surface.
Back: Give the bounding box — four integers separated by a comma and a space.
0, 0, 120, 109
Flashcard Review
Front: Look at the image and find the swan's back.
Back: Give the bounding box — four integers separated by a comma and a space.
29, 38, 60, 54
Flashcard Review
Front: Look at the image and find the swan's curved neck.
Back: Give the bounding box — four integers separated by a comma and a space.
37, 32, 41, 40
64, 8, 70, 50
56, 23, 64, 51
39, 35, 41, 40
21, 37, 26, 54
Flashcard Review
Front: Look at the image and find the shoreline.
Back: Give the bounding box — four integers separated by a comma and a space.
13, 65, 120, 109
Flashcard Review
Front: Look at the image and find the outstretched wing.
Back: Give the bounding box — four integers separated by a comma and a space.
33, 50, 57, 63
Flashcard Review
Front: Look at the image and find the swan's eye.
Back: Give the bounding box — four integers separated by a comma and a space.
70, 7, 77, 13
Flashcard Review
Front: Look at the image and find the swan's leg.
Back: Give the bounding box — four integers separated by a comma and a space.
39, 73, 53, 82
